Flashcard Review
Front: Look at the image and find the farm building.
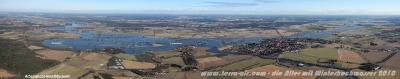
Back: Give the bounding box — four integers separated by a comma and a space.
107, 56, 125, 69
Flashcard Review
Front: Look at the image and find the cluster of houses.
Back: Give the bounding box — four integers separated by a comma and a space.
225, 38, 333, 58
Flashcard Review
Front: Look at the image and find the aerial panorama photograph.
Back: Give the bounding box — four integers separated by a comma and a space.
0, 0, 400, 79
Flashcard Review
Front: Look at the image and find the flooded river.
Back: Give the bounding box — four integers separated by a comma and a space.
42, 22, 362, 54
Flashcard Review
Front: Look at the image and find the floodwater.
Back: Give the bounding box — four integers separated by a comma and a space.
42, 22, 362, 54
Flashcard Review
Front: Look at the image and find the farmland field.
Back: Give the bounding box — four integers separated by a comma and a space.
299, 48, 338, 60
335, 62, 361, 68
37, 64, 88, 79
163, 57, 185, 66
337, 49, 366, 63
219, 55, 253, 62
0, 31, 21, 40
215, 57, 275, 71
25, 30, 81, 40
193, 47, 215, 58
279, 53, 324, 64
198, 55, 252, 70
114, 53, 137, 61
64, 55, 88, 67
360, 52, 392, 62
324, 44, 353, 49
121, 60, 156, 69
63, 53, 111, 70
196, 57, 222, 64
36, 49, 74, 62
382, 53, 400, 68
79, 54, 111, 69
82, 52, 103, 61
150, 50, 180, 58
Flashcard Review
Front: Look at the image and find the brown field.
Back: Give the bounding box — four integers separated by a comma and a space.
82, 53, 102, 61
53, 32, 81, 38
337, 49, 366, 63
389, 42, 400, 47
360, 52, 392, 62
196, 57, 222, 63
248, 65, 315, 79
183, 72, 208, 79
36, 49, 74, 61
121, 60, 156, 69
197, 55, 253, 70
114, 53, 137, 61
0, 69, 14, 78
382, 53, 400, 68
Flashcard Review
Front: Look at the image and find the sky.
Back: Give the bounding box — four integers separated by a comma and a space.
0, 0, 399, 15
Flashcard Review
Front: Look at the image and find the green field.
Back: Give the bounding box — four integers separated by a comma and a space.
334, 62, 361, 68
150, 50, 180, 58
40, 53, 111, 78
37, 64, 88, 79
64, 56, 88, 67
279, 53, 328, 64
279, 52, 361, 69
215, 57, 276, 71
299, 48, 338, 60
162, 57, 185, 66
79, 55, 111, 69
25, 31, 45, 37
0, 31, 20, 39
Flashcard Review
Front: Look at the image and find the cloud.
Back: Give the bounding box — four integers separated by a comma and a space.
254, 0, 280, 3
204, 1, 258, 7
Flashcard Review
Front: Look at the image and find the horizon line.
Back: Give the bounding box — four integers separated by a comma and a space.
1, 10, 400, 16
